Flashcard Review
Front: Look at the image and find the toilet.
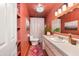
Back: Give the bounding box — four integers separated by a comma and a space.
30, 36, 39, 45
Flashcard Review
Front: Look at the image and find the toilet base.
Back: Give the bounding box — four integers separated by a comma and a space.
31, 41, 38, 45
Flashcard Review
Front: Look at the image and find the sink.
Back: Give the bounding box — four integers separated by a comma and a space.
49, 37, 67, 43
47, 35, 54, 38
46, 35, 68, 43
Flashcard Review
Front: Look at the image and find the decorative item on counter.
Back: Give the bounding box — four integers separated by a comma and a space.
71, 38, 76, 45
69, 34, 76, 45
53, 28, 60, 32
47, 31, 51, 36
45, 25, 51, 35
76, 40, 79, 47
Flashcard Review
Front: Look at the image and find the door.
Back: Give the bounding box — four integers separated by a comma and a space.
30, 18, 44, 42
0, 3, 17, 56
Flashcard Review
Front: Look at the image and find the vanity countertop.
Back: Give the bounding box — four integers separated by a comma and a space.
43, 35, 79, 56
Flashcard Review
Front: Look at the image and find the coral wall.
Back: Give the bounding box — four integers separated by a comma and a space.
46, 12, 55, 30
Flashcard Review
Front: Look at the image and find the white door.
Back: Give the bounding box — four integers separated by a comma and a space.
0, 3, 17, 56
30, 18, 44, 42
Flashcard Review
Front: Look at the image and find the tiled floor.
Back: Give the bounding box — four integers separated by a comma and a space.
28, 44, 48, 56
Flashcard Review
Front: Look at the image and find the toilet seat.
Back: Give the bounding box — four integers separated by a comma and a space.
30, 36, 39, 45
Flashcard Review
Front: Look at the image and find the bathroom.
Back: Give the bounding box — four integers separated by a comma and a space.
0, 3, 79, 56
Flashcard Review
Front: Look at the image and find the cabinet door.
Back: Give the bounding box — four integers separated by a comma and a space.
0, 3, 17, 56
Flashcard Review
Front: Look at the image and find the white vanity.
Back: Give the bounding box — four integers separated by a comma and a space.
42, 35, 79, 56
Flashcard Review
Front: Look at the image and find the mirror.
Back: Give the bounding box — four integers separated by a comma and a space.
26, 18, 29, 30
52, 19, 61, 32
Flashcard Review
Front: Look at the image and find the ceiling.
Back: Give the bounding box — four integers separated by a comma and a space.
26, 3, 63, 17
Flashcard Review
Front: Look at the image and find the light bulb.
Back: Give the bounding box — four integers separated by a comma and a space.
55, 11, 58, 16
58, 9, 62, 14
68, 3, 74, 7
62, 4, 67, 11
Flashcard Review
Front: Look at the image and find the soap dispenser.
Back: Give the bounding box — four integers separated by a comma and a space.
69, 34, 72, 43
